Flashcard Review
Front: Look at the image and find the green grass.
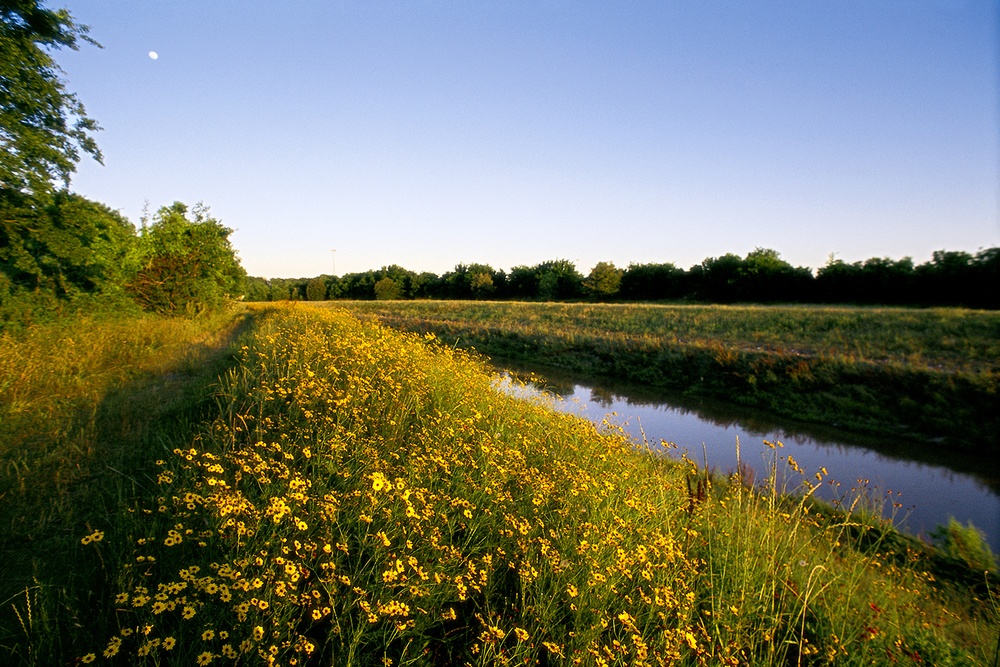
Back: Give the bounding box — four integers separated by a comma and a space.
336, 301, 1000, 373
1, 303, 997, 665
0, 308, 249, 663
337, 300, 1000, 448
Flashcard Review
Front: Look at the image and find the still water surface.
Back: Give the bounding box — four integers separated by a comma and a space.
493, 360, 1000, 553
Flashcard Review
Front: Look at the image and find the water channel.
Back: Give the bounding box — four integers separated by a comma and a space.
492, 359, 1000, 553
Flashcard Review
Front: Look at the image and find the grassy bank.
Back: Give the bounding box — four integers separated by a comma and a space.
338, 300, 1000, 449
4, 303, 992, 665
0, 308, 248, 663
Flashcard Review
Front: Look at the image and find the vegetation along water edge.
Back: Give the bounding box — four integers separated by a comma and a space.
339, 300, 1000, 451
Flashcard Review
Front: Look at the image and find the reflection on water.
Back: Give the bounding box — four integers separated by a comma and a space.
493, 359, 1000, 552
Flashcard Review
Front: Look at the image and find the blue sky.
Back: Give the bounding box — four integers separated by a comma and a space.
58, 1, 999, 279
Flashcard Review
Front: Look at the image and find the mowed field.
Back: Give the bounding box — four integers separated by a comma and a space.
339, 301, 1000, 447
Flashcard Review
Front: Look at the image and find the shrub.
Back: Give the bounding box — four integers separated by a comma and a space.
931, 518, 998, 574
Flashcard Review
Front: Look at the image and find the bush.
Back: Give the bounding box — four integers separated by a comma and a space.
126, 202, 245, 313
931, 518, 998, 574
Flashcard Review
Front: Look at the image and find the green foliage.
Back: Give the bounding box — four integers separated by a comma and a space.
265, 277, 300, 301
409, 271, 439, 299
506, 260, 583, 300
373, 276, 402, 300
253, 245, 1000, 309
0, 0, 101, 198
619, 262, 686, 300
689, 248, 812, 302
931, 518, 998, 574
375, 264, 416, 298
583, 261, 622, 298
0, 190, 134, 307
126, 202, 245, 314
817, 255, 916, 305
441, 263, 503, 299
305, 275, 328, 301
242, 275, 270, 301
468, 270, 494, 298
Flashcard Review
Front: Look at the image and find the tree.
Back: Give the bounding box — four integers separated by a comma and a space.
619, 263, 686, 301
374, 264, 417, 298
739, 247, 813, 302
538, 260, 583, 300
408, 271, 440, 299
440, 263, 502, 299
373, 277, 402, 300
469, 271, 494, 299
507, 265, 539, 299
305, 276, 328, 301
1, 0, 102, 198
583, 261, 622, 298
241, 275, 270, 301
126, 202, 245, 313
690, 253, 743, 302
0, 190, 133, 296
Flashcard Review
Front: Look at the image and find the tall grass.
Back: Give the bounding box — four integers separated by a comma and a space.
0, 308, 247, 663
50, 304, 996, 666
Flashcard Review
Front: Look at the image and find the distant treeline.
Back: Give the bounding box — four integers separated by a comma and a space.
245, 247, 1000, 308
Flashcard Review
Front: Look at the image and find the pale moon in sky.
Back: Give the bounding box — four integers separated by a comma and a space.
148, 51, 158, 60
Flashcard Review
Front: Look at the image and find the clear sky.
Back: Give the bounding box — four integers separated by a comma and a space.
57, 0, 999, 279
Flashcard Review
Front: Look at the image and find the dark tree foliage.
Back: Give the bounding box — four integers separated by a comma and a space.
537, 260, 583, 300
914, 250, 996, 309
266, 277, 303, 301
337, 272, 376, 300
504, 260, 583, 300
738, 248, 813, 302
126, 202, 245, 314
689, 253, 744, 302
506, 265, 539, 300
1, 0, 101, 198
440, 263, 505, 300
688, 249, 812, 303
373, 276, 402, 300
0, 189, 132, 296
305, 275, 328, 301
409, 271, 441, 299
242, 245, 999, 309
619, 262, 687, 301
816, 256, 915, 305
816, 249, 1000, 309
967, 248, 1000, 309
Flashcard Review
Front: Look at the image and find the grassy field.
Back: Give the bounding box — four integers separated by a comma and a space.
338, 300, 1000, 448
0, 308, 249, 663
1, 303, 996, 665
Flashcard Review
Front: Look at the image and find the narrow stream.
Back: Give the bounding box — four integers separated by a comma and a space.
493, 359, 1000, 553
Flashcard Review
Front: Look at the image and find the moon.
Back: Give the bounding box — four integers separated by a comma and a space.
148, 51, 158, 60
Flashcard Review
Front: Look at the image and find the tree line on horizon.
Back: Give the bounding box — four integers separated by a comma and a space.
244, 245, 1000, 309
